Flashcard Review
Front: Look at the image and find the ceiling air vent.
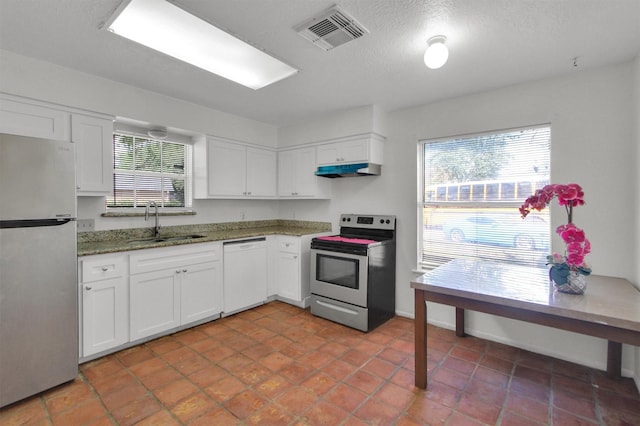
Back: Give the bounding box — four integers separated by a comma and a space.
294, 6, 369, 51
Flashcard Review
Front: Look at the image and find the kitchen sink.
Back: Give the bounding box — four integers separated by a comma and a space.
127, 234, 207, 244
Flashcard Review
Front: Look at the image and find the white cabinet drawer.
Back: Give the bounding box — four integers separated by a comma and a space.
80, 255, 126, 283
278, 237, 300, 253
130, 242, 221, 275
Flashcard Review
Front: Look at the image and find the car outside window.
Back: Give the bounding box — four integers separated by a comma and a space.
419, 126, 551, 271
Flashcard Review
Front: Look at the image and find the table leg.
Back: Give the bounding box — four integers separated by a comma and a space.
414, 288, 427, 389
455, 307, 465, 337
606, 341, 622, 379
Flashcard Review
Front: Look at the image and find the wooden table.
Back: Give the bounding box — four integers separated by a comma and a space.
411, 259, 640, 389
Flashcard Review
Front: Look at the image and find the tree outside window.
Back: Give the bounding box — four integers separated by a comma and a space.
420, 126, 551, 270
107, 133, 191, 209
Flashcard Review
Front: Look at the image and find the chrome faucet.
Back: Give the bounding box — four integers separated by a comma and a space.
145, 201, 161, 237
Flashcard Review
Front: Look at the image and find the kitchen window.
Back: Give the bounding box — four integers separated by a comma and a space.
106, 132, 192, 209
418, 125, 551, 271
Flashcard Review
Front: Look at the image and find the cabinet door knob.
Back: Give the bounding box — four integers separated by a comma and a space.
85, 285, 92, 290
183, 269, 188, 273
176, 270, 181, 274
293, 256, 297, 259
101, 267, 108, 272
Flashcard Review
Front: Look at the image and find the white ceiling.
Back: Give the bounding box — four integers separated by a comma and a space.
1, 0, 639, 127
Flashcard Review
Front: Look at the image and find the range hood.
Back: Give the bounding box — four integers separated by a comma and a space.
315, 162, 381, 178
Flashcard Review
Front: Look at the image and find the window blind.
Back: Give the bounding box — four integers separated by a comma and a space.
419, 125, 551, 271
107, 133, 192, 209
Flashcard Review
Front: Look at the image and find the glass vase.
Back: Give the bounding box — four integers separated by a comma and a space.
554, 271, 587, 295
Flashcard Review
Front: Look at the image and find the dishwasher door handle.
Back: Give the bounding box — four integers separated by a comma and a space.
223, 237, 267, 253
230, 243, 264, 251
224, 237, 266, 246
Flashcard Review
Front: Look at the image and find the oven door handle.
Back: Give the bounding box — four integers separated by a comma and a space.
315, 300, 359, 316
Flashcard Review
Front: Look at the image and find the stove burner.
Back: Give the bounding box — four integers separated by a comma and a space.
316, 236, 377, 245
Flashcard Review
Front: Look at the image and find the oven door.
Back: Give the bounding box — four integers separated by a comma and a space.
310, 248, 368, 307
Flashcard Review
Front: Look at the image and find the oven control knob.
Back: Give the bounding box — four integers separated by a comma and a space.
386, 219, 390, 224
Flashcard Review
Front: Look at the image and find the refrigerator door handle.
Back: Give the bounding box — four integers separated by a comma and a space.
0, 218, 75, 229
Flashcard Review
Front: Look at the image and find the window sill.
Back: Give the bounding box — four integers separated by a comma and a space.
101, 210, 196, 218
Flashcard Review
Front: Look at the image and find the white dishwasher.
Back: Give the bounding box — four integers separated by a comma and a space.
223, 237, 268, 316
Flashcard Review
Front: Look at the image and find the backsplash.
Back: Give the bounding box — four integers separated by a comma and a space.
77, 219, 331, 243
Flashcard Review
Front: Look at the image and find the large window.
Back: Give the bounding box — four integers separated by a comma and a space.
106, 133, 192, 209
419, 125, 551, 271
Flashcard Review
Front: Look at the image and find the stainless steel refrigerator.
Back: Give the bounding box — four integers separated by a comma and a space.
0, 133, 78, 407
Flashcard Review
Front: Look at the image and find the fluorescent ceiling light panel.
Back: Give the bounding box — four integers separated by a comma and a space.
106, 0, 298, 89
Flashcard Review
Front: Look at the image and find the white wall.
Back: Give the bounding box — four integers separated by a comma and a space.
0, 49, 282, 230
392, 61, 637, 375
77, 197, 280, 231
288, 61, 639, 376
0, 50, 278, 147
278, 104, 378, 148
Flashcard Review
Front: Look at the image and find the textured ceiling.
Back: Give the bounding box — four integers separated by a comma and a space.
1, 0, 639, 127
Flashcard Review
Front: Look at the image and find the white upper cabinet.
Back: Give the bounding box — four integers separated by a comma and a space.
195, 138, 277, 198
0, 94, 114, 196
316, 135, 384, 166
72, 114, 114, 195
207, 139, 246, 196
278, 146, 331, 198
0, 95, 70, 141
246, 146, 277, 197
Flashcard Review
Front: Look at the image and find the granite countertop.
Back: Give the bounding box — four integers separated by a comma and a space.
78, 220, 332, 256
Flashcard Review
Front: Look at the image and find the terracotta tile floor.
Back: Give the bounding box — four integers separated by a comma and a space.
2, 301, 639, 425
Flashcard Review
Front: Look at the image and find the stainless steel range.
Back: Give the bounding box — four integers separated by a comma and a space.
310, 214, 396, 332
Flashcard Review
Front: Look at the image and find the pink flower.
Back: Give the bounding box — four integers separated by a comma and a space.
519, 182, 590, 270
557, 224, 585, 244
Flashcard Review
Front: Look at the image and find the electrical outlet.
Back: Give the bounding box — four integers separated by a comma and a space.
77, 219, 95, 231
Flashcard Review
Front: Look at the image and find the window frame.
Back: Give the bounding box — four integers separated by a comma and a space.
106, 131, 193, 212
417, 124, 551, 272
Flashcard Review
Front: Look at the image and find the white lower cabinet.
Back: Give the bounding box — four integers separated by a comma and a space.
276, 237, 302, 302
271, 235, 316, 308
181, 260, 223, 324
78, 232, 324, 359
129, 268, 181, 341
79, 254, 128, 358
128, 242, 223, 341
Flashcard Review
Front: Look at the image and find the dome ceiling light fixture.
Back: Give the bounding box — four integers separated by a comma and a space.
424, 35, 449, 69
147, 127, 168, 140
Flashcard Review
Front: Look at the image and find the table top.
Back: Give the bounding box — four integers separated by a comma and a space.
411, 259, 640, 332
